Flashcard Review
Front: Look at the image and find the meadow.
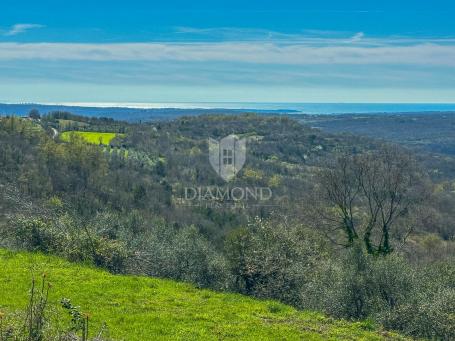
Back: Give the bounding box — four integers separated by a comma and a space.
0, 249, 406, 341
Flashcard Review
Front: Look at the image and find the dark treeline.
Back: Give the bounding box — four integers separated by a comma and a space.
0, 113, 454, 339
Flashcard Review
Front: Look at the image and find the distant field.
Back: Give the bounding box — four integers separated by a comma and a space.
0, 250, 406, 341
60, 131, 125, 145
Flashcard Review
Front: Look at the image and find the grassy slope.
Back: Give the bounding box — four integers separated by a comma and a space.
60, 131, 125, 145
0, 250, 407, 340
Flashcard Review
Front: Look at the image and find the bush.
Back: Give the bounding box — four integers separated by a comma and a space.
9, 216, 130, 274
13, 218, 65, 253
131, 223, 232, 290
382, 287, 455, 340
302, 243, 455, 340
304, 245, 415, 318
380, 262, 455, 340
225, 218, 325, 307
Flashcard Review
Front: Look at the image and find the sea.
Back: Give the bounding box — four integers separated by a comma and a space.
2, 102, 455, 120
35, 102, 455, 114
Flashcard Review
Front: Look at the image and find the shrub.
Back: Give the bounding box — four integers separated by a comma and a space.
382, 287, 455, 340
302, 244, 455, 340
305, 245, 415, 319
380, 262, 455, 340
13, 218, 64, 253
225, 218, 325, 307
131, 223, 232, 290
9, 216, 130, 274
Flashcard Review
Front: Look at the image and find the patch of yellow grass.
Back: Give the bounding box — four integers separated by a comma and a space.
60, 131, 125, 145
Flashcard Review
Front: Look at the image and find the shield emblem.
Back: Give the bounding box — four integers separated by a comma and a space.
209, 134, 246, 182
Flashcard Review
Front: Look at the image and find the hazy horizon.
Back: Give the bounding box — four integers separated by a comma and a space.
3, 101, 455, 116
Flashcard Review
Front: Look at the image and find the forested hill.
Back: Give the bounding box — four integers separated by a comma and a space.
0, 103, 294, 121
0, 112, 454, 340
300, 113, 455, 156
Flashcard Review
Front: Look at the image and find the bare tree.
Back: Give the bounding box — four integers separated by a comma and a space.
316, 146, 428, 255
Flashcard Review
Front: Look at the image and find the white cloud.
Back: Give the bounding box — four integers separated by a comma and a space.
350, 32, 365, 42
0, 40, 455, 66
3, 24, 44, 36
174, 26, 304, 41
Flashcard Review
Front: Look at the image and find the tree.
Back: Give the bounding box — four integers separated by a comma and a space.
316, 146, 428, 255
28, 109, 41, 120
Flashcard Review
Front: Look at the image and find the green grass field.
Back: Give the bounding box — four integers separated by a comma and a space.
0, 250, 407, 340
60, 131, 125, 145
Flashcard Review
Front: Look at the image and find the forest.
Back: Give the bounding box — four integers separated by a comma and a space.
0, 111, 454, 340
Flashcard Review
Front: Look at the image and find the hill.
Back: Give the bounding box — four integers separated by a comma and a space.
299, 113, 455, 156
0, 103, 293, 122
1, 114, 454, 339
0, 249, 405, 340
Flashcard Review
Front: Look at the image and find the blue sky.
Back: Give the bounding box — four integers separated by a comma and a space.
1, 0, 455, 103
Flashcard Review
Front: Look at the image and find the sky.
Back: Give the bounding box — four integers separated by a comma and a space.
1, 0, 455, 103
